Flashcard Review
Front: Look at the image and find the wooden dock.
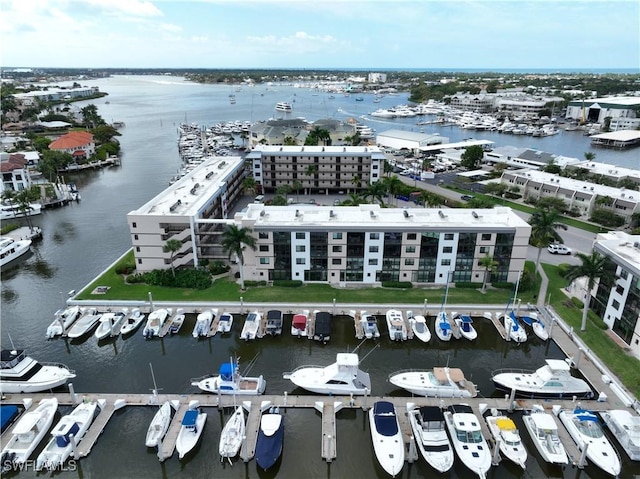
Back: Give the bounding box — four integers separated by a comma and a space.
207, 310, 221, 337
306, 312, 316, 340
157, 401, 189, 461
240, 400, 269, 462
394, 403, 419, 463
403, 313, 414, 340
76, 399, 117, 458
487, 312, 508, 340
352, 311, 364, 340
316, 401, 340, 462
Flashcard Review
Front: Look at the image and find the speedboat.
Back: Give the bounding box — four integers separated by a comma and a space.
142, 308, 171, 339
176, 407, 207, 459
491, 359, 593, 399
388, 367, 477, 398
484, 410, 528, 468
191, 358, 266, 395
219, 406, 245, 461
434, 312, 452, 341
521, 312, 550, 341
45, 305, 82, 338
0, 236, 32, 267
67, 308, 102, 339
369, 401, 404, 477
283, 353, 371, 395
256, 407, 284, 470
408, 405, 454, 473
240, 311, 261, 340
291, 310, 309, 337
313, 311, 332, 343
120, 308, 145, 336
385, 309, 407, 341
168, 308, 186, 334
522, 404, 568, 464
216, 312, 233, 334
503, 311, 527, 343
558, 408, 621, 476
145, 401, 173, 448
94, 309, 128, 339
455, 315, 477, 341
36, 401, 98, 470
274, 101, 292, 112
0, 349, 75, 393
600, 409, 640, 461
408, 312, 431, 343
1, 398, 58, 472
192, 308, 216, 338
360, 311, 380, 339
444, 404, 492, 479
265, 310, 283, 336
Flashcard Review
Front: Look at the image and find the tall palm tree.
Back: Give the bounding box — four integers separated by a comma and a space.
291, 180, 302, 203
382, 176, 404, 206
566, 251, 615, 331
220, 224, 257, 290
243, 177, 257, 197
479, 254, 499, 293
528, 209, 567, 271
365, 181, 387, 207
163, 239, 182, 277
351, 175, 362, 192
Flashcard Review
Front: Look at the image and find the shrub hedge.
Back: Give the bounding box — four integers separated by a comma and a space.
126, 268, 212, 289
382, 281, 413, 289
273, 280, 303, 288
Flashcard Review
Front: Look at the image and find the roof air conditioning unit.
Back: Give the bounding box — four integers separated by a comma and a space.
260, 210, 266, 217
403, 210, 410, 218
330, 210, 336, 218
438, 210, 446, 218
472, 211, 479, 219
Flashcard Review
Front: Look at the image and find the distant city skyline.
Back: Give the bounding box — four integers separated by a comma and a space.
2, 1, 638, 71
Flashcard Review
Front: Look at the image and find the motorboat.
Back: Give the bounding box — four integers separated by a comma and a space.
283, 353, 371, 395
191, 358, 266, 395
600, 409, 640, 461
558, 408, 621, 476
434, 311, 452, 341
119, 308, 145, 336
192, 308, 216, 338
388, 367, 477, 398
240, 311, 261, 340
216, 312, 233, 334
484, 411, 528, 468
455, 315, 477, 341
491, 359, 593, 399
94, 309, 128, 340
291, 310, 309, 337
1, 405, 20, 433
255, 407, 284, 470
360, 311, 380, 339
168, 308, 186, 334
313, 311, 332, 343
503, 311, 527, 343
520, 312, 549, 341
1, 398, 59, 472
145, 401, 173, 448
265, 309, 283, 336
408, 405, 454, 473
369, 401, 404, 477
67, 308, 102, 339
408, 312, 431, 343
35, 401, 98, 470
0, 237, 32, 267
385, 309, 407, 341
45, 305, 82, 338
521, 404, 568, 464
274, 101, 292, 112
176, 407, 207, 459
0, 203, 42, 220
142, 308, 172, 339
219, 406, 245, 461
0, 349, 75, 393
443, 404, 492, 479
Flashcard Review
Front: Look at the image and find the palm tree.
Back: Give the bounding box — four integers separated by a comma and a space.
14, 187, 41, 232
365, 181, 387, 207
163, 239, 182, 277
566, 251, 615, 331
291, 180, 302, 203
584, 151, 596, 163
415, 190, 430, 208
528, 209, 567, 271
479, 254, 499, 293
220, 224, 257, 290
305, 164, 318, 195
351, 175, 362, 193
382, 176, 404, 206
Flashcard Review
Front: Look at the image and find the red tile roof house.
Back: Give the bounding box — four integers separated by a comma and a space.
1, 153, 35, 192
48, 131, 95, 160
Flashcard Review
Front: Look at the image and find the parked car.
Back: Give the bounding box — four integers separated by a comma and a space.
548, 244, 572, 255
460, 195, 474, 201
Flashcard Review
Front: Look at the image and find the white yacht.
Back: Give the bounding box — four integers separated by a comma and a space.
67, 308, 102, 339
216, 312, 233, 334
219, 406, 245, 461
192, 308, 217, 338
558, 408, 621, 476
360, 311, 381, 339
145, 401, 172, 448
283, 353, 371, 395
522, 404, 568, 465
274, 101, 292, 112
491, 359, 593, 399
389, 367, 477, 398
444, 404, 492, 479
142, 308, 172, 339
370, 108, 396, 118
408, 312, 431, 343
385, 309, 407, 341
408, 405, 454, 473
484, 411, 528, 468
369, 401, 404, 477
455, 315, 477, 341
291, 310, 309, 337
1, 203, 42, 220
240, 311, 261, 340
434, 311, 452, 341
176, 407, 207, 460
45, 305, 82, 338
191, 358, 266, 395
600, 409, 640, 461
0, 237, 32, 267
0, 349, 75, 393
503, 311, 527, 343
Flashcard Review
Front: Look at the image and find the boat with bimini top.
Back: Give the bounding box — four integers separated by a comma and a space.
600, 409, 640, 461
283, 353, 371, 395
521, 404, 568, 465
191, 356, 266, 395
407, 405, 454, 473
444, 404, 492, 479
369, 401, 404, 477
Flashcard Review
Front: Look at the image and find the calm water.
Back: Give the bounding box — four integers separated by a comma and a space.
1, 76, 639, 478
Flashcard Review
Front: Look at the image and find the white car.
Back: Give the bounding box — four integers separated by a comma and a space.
548, 244, 572, 255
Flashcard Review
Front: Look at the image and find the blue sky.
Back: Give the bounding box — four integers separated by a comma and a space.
1, 0, 638, 70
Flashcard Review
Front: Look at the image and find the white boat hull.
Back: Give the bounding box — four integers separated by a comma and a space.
444, 408, 492, 478
388, 369, 475, 398
369, 403, 404, 477
219, 406, 245, 458
408, 407, 453, 473
145, 402, 172, 448
522, 409, 568, 465
176, 411, 207, 459
485, 414, 527, 468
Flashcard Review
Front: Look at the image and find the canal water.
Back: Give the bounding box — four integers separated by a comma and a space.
1, 76, 638, 478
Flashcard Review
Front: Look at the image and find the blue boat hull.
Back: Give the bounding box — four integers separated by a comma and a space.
255, 420, 284, 470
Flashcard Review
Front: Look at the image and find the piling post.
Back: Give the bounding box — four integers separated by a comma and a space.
508, 388, 516, 413
332, 298, 336, 315
70, 433, 78, 459
68, 383, 78, 405
148, 291, 154, 311
240, 296, 244, 315
492, 437, 502, 465
423, 299, 427, 316
548, 317, 556, 338
408, 435, 417, 463
284, 391, 288, 407
578, 442, 589, 468
574, 348, 583, 369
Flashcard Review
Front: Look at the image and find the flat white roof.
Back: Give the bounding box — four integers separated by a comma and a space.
573, 96, 640, 107
418, 139, 493, 152
595, 231, 640, 276
572, 161, 640, 180
590, 130, 640, 142
249, 145, 383, 155
377, 129, 442, 142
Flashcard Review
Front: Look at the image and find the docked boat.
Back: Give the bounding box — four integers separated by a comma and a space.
216, 312, 233, 334
94, 309, 128, 340
192, 308, 216, 338
1, 405, 20, 433
1, 398, 58, 472
408, 312, 431, 343
521, 312, 549, 341
388, 366, 477, 398
283, 353, 371, 395
176, 407, 207, 459
219, 405, 245, 461
67, 308, 102, 339
503, 311, 527, 343
444, 404, 492, 479
522, 404, 568, 464
142, 308, 171, 339
360, 311, 380, 339
145, 401, 173, 448
191, 358, 266, 395
600, 409, 640, 461
240, 310, 261, 340
455, 315, 477, 341
45, 305, 82, 339
0, 203, 42, 220
0, 349, 75, 393
408, 405, 454, 473
35, 401, 98, 470
256, 407, 284, 470
313, 311, 332, 343
491, 359, 593, 399
385, 309, 407, 341
434, 311, 452, 341
558, 408, 621, 476
265, 309, 283, 336
168, 308, 186, 334
120, 308, 145, 336
484, 411, 528, 468
274, 101, 293, 112
0, 237, 32, 267
369, 401, 404, 477
291, 310, 309, 337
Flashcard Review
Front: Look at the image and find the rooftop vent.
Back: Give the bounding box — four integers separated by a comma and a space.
169, 199, 182, 212
403, 210, 410, 218
438, 210, 446, 219
206, 171, 214, 179
330, 210, 336, 218
472, 211, 479, 219
190, 183, 200, 195
260, 210, 266, 217
217, 161, 226, 169
295, 209, 301, 217
370, 210, 376, 218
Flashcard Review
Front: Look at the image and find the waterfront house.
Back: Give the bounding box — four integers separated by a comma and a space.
49, 131, 95, 159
